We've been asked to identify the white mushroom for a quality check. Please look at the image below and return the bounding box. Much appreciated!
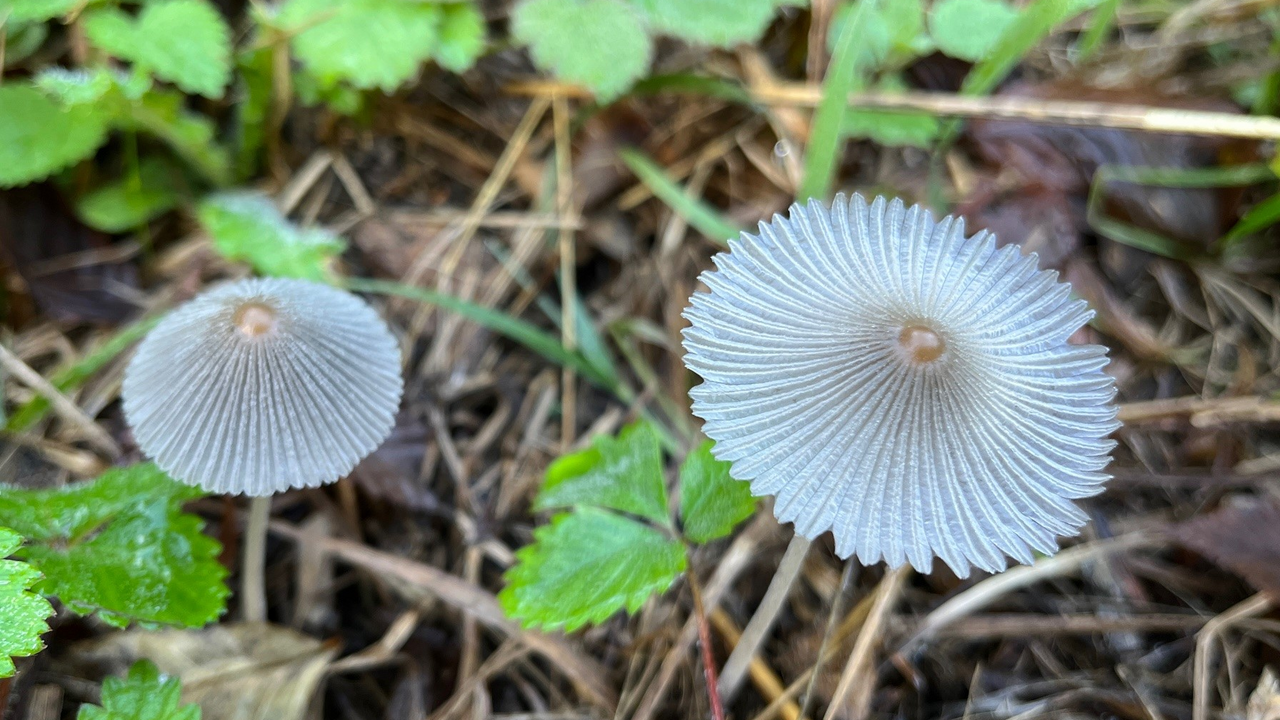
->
[682,194,1120,576]
[123,277,403,496]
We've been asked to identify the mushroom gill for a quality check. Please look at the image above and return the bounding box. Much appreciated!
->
[123,277,403,496]
[681,194,1120,576]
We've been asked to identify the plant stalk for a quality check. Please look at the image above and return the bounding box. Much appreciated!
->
[689,570,726,720]
[242,495,271,623]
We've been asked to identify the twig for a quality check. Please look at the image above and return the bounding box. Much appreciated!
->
[824,566,910,720]
[505,80,1280,140]
[242,495,272,624]
[689,570,726,720]
[1193,593,1273,720]
[1118,395,1280,426]
[0,343,120,458]
[553,94,577,453]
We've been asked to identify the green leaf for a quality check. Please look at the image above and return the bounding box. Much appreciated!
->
[0,464,228,628]
[618,147,740,243]
[631,0,782,48]
[199,191,345,281]
[77,660,200,720]
[33,66,148,109]
[83,0,233,98]
[0,528,53,677]
[281,0,442,92]
[0,0,80,21]
[536,421,669,523]
[679,442,755,544]
[4,21,49,66]
[0,84,110,187]
[76,157,184,233]
[434,2,487,72]
[928,0,1019,62]
[512,0,652,101]
[499,508,686,631]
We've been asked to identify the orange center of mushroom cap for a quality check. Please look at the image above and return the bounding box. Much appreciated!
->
[897,324,946,365]
[232,302,279,338]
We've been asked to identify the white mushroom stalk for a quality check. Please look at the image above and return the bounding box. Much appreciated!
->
[123,277,404,496]
[682,194,1119,577]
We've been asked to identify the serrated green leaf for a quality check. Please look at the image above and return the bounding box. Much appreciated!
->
[513,0,652,101]
[199,191,345,281]
[928,0,1019,62]
[0,464,228,628]
[0,84,110,187]
[679,442,755,544]
[631,0,780,48]
[83,0,233,98]
[0,0,80,22]
[0,528,53,677]
[281,0,441,92]
[77,660,200,720]
[76,157,184,233]
[536,421,669,523]
[34,66,149,109]
[434,3,486,72]
[499,508,686,631]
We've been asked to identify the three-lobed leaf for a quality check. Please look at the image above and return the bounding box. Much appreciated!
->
[535,421,669,523]
[199,191,345,281]
[83,0,233,99]
[77,660,200,720]
[679,442,756,544]
[512,0,652,101]
[0,84,111,188]
[0,464,228,628]
[0,528,54,677]
[499,508,686,632]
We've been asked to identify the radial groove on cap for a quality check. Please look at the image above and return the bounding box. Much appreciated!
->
[123,277,404,496]
[682,194,1120,577]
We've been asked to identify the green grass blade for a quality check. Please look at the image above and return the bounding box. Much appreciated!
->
[5,314,162,433]
[798,0,878,202]
[1087,163,1274,260]
[1075,0,1119,62]
[618,148,741,244]
[346,277,616,391]
[963,0,1105,97]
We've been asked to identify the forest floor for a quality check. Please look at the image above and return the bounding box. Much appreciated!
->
[6,2,1280,719]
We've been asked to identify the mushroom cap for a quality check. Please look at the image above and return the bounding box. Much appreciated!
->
[682,194,1120,577]
[123,277,404,496]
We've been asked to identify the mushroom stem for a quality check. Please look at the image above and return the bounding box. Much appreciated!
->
[242,495,272,623]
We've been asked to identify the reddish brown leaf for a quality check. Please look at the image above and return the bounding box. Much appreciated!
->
[1173,501,1280,598]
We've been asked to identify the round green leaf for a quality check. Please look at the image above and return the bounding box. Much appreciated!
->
[0,85,110,188]
[512,0,652,101]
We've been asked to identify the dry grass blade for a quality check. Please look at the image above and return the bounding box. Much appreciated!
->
[823,566,910,720]
[267,520,617,710]
[0,343,120,458]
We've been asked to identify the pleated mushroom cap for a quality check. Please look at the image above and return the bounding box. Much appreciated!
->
[682,194,1120,577]
[123,277,403,496]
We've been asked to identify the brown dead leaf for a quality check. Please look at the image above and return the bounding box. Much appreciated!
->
[76,622,338,720]
[1173,501,1280,598]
